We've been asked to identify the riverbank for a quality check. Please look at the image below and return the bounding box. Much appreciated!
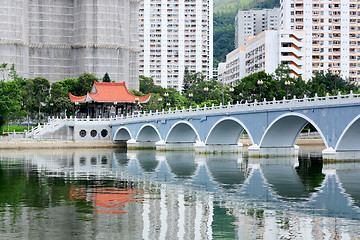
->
[0,138,326,150]
[0,140,123,150]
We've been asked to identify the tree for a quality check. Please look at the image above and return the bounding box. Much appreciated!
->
[26,77,50,120]
[58,78,77,94]
[187,78,225,105]
[139,76,164,95]
[0,63,8,81]
[102,72,111,82]
[0,81,22,129]
[49,82,73,117]
[307,71,358,96]
[235,71,273,102]
[8,63,18,82]
[182,68,192,93]
[73,72,98,96]
[273,63,291,82]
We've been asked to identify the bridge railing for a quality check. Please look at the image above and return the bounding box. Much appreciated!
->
[109,91,360,123]
[34,91,360,133]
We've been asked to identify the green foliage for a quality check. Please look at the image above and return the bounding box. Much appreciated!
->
[233,65,358,103]
[58,78,77,93]
[213,13,236,68]
[182,68,192,93]
[102,72,111,82]
[235,71,273,102]
[49,82,73,116]
[0,63,8,81]
[139,75,164,95]
[140,93,162,112]
[0,65,25,128]
[74,72,98,96]
[129,89,147,97]
[1,125,28,133]
[307,71,357,97]
[24,77,50,119]
[182,69,205,94]
[213,0,280,68]
[0,63,358,130]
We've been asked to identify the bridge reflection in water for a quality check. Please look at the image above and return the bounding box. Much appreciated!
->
[0,149,360,239]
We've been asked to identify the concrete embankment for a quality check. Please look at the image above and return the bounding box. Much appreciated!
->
[0,139,326,150]
[0,140,124,150]
[239,138,325,148]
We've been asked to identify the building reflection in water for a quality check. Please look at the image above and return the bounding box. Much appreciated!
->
[0,149,359,239]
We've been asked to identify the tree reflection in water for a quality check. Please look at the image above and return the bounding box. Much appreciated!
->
[0,149,359,239]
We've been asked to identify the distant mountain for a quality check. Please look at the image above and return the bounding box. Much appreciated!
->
[213,0,280,69]
[214,0,279,13]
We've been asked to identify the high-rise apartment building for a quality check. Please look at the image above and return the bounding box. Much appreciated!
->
[235,8,280,48]
[221,0,360,84]
[218,30,304,85]
[139,0,213,91]
[280,0,357,82]
[0,0,140,89]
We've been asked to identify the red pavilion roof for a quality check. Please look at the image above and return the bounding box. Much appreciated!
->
[69,81,151,103]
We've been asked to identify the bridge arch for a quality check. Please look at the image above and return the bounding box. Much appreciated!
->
[113,127,132,141]
[166,121,200,143]
[136,124,161,142]
[336,114,360,151]
[205,117,254,145]
[260,113,328,148]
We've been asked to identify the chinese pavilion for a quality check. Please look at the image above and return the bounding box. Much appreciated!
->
[69,81,151,118]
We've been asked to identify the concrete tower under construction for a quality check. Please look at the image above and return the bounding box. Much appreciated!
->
[0,0,140,89]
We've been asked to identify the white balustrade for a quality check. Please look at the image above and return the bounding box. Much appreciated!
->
[30,92,360,137]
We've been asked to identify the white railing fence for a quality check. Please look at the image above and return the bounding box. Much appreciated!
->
[23,91,360,138]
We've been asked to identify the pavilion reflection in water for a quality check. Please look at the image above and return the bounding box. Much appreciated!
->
[0,150,360,239]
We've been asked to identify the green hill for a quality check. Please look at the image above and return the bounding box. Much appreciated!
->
[214,0,279,13]
[213,0,280,68]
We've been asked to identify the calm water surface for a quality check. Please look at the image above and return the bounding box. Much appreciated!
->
[0,148,359,239]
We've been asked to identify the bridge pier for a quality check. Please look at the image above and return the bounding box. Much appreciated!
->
[155,140,166,151]
[194,141,206,153]
[126,139,158,150]
[126,139,137,150]
[205,143,243,154]
[248,145,299,158]
[322,148,360,160]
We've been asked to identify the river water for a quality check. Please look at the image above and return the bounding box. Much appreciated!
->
[0,148,359,239]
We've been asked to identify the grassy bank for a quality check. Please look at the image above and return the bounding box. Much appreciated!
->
[1,125,28,134]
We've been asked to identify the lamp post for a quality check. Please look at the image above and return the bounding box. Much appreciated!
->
[134,97,139,114]
[257,80,263,101]
[203,86,209,102]
[334,70,340,94]
[50,102,54,117]
[158,97,162,111]
[285,80,290,99]
[164,92,169,110]
[114,102,118,116]
[166,102,171,110]
[222,81,225,105]
[229,87,234,104]
[74,102,79,118]
[188,93,193,101]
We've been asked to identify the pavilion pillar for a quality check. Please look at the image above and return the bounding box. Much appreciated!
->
[101,103,104,118]
[95,103,99,118]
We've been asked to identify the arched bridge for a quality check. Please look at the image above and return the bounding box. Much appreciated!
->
[111,92,360,158]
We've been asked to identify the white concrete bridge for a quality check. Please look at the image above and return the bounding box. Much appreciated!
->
[28,92,360,159]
